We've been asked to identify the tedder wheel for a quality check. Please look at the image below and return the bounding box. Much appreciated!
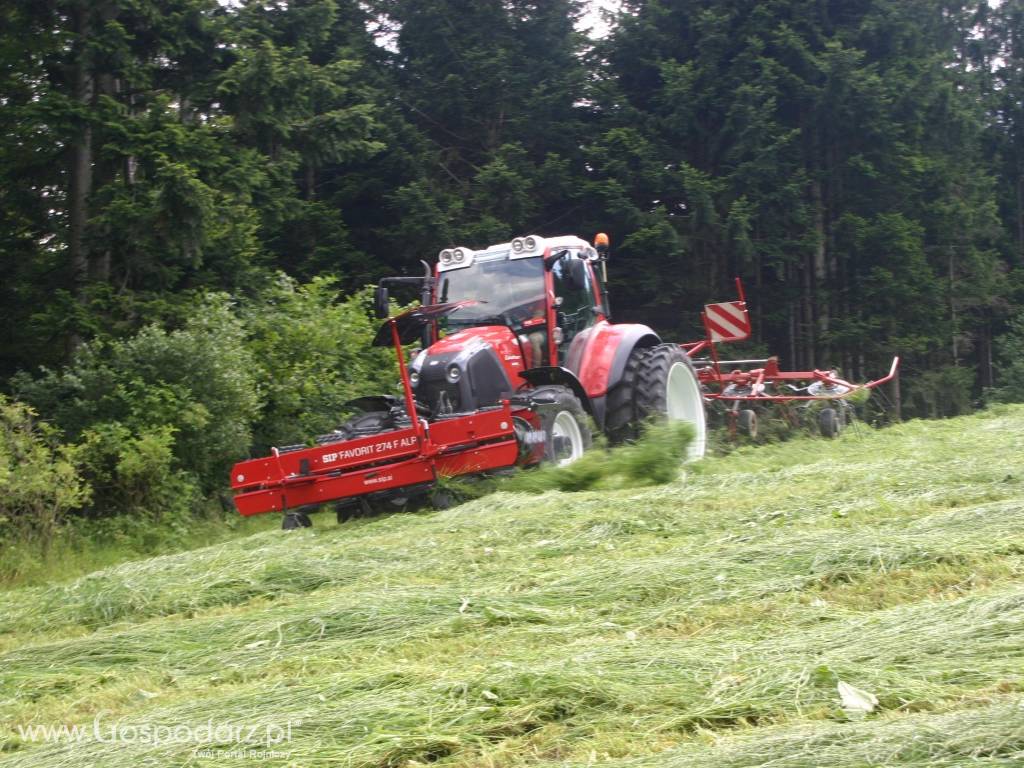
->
[819,407,841,438]
[605,343,707,459]
[532,385,592,466]
[738,408,758,439]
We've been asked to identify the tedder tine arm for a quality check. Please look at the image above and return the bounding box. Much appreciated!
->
[863,356,900,390]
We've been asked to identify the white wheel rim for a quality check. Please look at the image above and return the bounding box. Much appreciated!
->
[666,362,707,460]
[551,411,585,466]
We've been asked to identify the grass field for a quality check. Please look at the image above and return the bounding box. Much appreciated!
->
[2,406,1024,766]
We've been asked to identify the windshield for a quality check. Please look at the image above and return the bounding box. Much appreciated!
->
[440,257,545,328]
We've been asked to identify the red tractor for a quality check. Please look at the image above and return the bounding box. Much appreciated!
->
[230,234,708,528]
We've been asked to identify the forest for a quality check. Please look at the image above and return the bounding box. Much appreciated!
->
[2,0,1024,572]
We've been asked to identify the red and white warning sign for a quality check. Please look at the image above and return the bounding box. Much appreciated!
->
[703,301,751,343]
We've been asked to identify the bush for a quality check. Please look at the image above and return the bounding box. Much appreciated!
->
[4,277,404,559]
[908,365,976,418]
[241,276,398,450]
[14,296,260,515]
[0,396,89,555]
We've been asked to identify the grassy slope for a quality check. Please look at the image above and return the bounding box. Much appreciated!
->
[1,407,1024,766]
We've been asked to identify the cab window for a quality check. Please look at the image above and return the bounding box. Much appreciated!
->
[551,254,598,353]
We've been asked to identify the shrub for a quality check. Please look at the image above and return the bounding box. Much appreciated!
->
[0,396,90,555]
[991,314,1024,404]
[241,276,398,450]
[908,365,976,418]
[14,296,260,512]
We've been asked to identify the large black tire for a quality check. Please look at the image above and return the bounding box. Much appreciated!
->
[531,385,592,466]
[605,343,707,459]
[282,509,313,530]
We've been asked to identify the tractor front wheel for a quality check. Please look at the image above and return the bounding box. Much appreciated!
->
[533,386,592,466]
[738,408,758,439]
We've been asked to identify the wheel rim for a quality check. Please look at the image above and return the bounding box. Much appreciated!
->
[666,362,707,460]
[551,411,585,466]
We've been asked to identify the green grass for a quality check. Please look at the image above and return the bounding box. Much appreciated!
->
[1,406,1024,766]
[0,511,281,589]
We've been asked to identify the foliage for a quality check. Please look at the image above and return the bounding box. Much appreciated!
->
[991,312,1024,402]
[1,0,1022,414]
[907,364,977,418]
[241,277,398,450]
[0,397,90,555]
[13,297,260,512]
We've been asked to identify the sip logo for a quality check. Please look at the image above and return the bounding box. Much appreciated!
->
[321,435,418,465]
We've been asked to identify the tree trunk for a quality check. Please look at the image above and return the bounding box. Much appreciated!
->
[811,176,829,366]
[801,254,814,370]
[978,318,994,389]
[305,164,316,201]
[67,3,94,356]
[1017,167,1023,263]
[890,365,902,422]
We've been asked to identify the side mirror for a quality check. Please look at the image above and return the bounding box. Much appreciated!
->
[544,249,570,271]
[373,284,389,319]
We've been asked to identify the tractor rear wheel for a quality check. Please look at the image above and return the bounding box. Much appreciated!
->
[533,385,592,466]
[605,344,707,459]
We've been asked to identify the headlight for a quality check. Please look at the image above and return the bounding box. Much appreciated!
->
[409,371,419,386]
[446,364,461,383]
[511,238,524,253]
[524,235,537,250]
[440,249,453,264]
[453,248,465,263]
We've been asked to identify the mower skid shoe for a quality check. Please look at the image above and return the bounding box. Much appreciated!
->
[282,508,313,530]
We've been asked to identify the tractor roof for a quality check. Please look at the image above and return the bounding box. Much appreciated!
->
[437,234,597,273]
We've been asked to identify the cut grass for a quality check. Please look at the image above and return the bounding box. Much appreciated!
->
[1,406,1023,766]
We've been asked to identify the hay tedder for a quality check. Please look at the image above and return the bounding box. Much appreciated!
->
[230,234,898,528]
[684,279,899,439]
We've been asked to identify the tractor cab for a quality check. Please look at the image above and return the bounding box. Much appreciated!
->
[373,234,611,419]
[435,235,608,368]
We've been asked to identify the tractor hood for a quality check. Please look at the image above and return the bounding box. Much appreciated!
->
[426,325,526,377]
[413,324,526,416]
